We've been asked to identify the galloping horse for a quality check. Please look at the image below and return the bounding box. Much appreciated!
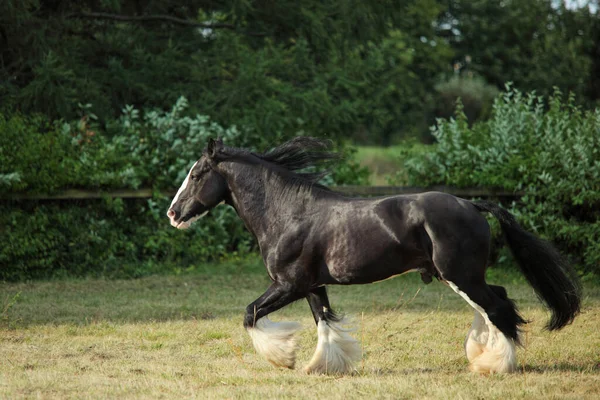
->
[167,137,581,374]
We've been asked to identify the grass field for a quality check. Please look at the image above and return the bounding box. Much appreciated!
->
[1,259,599,399]
[354,143,429,185]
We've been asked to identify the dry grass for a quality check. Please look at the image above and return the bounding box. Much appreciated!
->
[1,259,599,399]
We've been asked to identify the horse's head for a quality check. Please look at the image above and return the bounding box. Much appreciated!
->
[167,138,228,229]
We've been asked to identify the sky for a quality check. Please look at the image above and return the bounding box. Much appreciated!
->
[563,0,598,11]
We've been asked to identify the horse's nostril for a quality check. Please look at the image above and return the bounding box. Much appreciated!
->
[167,209,176,218]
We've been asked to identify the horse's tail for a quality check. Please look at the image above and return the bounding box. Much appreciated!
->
[472,200,581,330]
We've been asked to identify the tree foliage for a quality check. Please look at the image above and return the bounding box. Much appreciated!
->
[0,0,451,143]
[440,0,598,104]
[2,1,599,142]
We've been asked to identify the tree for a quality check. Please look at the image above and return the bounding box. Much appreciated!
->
[439,0,596,102]
[0,0,452,144]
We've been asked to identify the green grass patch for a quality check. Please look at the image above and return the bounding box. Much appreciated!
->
[354,142,430,185]
[1,259,599,399]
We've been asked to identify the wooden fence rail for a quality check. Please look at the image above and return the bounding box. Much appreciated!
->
[0,186,523,201]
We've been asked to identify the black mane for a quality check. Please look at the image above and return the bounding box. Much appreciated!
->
[256,137,340,186]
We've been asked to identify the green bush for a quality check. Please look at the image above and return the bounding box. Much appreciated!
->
[0,114,78,193]
[1,98,365,195]
[398,86,600,276]
[102,96,246,189]
[0,99,368,281]
[0,98,246,194]
[0,198,253,281]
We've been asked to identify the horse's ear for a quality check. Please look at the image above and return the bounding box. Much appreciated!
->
[207,137,223,158]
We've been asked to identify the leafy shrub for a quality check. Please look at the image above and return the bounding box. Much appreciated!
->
[0,114,78,193]
[1,98,363,195]
[1,99,368,281]
[102,96,246,188]
[0,98,245,194]
[0,198,253,281]
[399,86,600,276]
[322,146,370,186]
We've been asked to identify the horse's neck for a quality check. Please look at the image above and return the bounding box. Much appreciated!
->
[220,162,317,241]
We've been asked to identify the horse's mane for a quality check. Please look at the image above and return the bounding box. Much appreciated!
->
[255,137,340,190]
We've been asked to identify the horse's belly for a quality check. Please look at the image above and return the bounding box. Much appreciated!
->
[319,203,429,285]
[324,241,421,285]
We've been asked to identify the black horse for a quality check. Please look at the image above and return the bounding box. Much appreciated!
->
[167,137,581,375]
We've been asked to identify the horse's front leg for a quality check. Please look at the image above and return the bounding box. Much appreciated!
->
[304,287,361,375]
[244,282,305,369]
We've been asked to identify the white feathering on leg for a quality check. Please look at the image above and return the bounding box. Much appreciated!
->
[447,281,517,374]
[304,317,361,375]
[465,309,489,362]
[469,324,517,374]
[247,317,302,369]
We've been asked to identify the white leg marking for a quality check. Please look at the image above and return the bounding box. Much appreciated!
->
[447,281,517,373]
[246,317,302,369]
[304,317,361,375]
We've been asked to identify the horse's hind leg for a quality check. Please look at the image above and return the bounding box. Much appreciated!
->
[303,287,361,375]
[446,279,525,373]
[424,206,523,373]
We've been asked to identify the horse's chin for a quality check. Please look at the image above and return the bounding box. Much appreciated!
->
[176,221,192,230]
[174,211,209,230]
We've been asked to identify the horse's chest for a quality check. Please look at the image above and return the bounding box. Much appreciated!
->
[260,227,310,281]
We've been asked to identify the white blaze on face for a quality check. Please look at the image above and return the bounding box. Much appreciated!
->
[168,161,199,216]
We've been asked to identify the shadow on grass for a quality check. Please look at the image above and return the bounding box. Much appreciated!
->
[521,362,600,374]
[352,367,441,377]
[365,363,600,377]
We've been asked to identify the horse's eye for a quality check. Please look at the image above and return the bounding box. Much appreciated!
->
[191,174,199,182]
